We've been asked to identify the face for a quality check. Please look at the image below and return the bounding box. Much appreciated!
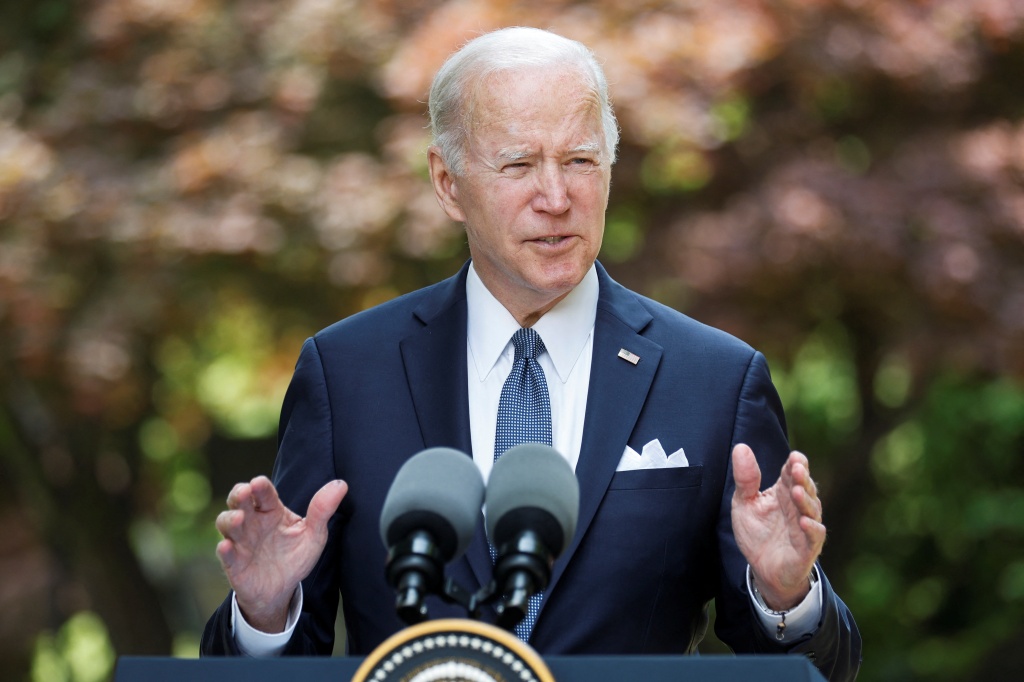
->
[429,67,612,325]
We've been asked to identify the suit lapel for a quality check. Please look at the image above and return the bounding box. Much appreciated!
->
[398,265,493,593]
[543,264,663,605]
[400,269,472,455]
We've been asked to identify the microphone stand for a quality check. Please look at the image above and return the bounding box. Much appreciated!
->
[488,530,552,631]
[385,530,445,624]
[396,530,552,632]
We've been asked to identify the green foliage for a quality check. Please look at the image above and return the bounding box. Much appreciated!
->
[772,327,862,450]
[601,206,645,263]
[155,292,292,440]
[850,377,1024,680]
[641,143,713,194]
[31,612,114,682]
[710,96,750,143]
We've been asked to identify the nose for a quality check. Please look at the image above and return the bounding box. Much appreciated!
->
[531,164,570,215]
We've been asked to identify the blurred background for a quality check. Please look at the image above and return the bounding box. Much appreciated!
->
[1,1,1023,680]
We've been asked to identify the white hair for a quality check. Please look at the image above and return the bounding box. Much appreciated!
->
[428,27,620,175]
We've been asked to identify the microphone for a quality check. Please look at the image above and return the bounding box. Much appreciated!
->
[485,443,579,631]
[379,447,484,624]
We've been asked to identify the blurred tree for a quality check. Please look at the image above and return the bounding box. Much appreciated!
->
[0,1,1022,681]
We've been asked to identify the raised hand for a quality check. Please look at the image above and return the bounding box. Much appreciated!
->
[730,443,826,611]
[215,475,347,632]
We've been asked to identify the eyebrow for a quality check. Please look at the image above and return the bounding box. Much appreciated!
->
[497,148,531,162]
[496,142,603,161]
[569,142,602,155]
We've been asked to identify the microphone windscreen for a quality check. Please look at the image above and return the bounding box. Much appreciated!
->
[485,444,579,556]
[379,447,484,561]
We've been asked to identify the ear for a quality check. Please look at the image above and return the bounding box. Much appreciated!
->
[427,146,466,223]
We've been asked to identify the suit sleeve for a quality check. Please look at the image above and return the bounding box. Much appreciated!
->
[199,594,243,655]
[201,337,345,656]
[713,351,863,681]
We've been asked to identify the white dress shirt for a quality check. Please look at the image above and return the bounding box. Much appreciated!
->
[465,262,596,480]
[232,262,821,654]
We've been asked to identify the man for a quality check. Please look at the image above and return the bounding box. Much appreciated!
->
[201,27,861,680]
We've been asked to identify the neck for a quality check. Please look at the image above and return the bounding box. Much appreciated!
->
[506,291,570,328]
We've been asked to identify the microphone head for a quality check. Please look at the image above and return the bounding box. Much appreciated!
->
[485,443,580,557]
[379,447,484,561]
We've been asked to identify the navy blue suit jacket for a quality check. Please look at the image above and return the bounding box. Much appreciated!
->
[202,262,861,680]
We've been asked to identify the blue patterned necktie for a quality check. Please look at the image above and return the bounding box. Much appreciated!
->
[493,327,551,641]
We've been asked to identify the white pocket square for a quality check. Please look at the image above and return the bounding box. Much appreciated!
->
[616,439,689,472]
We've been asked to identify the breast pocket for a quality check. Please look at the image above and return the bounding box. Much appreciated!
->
[577,465,711,616]
[607,465,704,491]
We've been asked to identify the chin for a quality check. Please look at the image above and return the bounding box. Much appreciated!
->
[532,271,585,299]
[544,260,590,288]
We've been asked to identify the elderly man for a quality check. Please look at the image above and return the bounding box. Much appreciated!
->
[201,26,861,680]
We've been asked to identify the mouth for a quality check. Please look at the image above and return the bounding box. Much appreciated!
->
[534,236,571,244]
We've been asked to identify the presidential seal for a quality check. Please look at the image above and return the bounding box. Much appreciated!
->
[351,619,555,682]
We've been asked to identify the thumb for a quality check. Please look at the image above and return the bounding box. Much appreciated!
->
[306,479,348,534]
[731,443,762,501]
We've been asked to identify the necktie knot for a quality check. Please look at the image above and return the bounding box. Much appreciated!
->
[512,327,545,362]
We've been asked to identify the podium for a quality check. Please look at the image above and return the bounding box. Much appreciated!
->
[116,654,827,681]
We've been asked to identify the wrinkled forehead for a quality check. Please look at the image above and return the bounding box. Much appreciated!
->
[463,66,604,142]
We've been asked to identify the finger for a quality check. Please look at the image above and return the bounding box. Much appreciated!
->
[226,482,253,511]
[731,444,762,500]
[788,455,822,520]
[248,475,280,513]
[781,453,814,498]
[215,509,244,539]
[788,452,817,496]
[778,451,804,487]
[307,480,348,535]
[216,538,237,569]
[792,484,823,523]
[799,516,827,553]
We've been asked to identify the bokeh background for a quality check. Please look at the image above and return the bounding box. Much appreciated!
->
[2,1,1023,680]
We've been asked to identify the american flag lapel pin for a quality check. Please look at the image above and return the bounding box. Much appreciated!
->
[617,348,640,365]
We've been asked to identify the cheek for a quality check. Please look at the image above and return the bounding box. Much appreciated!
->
[570,175,609,206]
[465,220,507,258]
[578,189,608,232]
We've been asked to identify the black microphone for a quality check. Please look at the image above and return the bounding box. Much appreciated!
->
[485,443,579,631]
[379,447,484,624]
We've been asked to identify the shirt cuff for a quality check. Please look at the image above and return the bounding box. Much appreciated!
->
[230,586,303,656]
[746,565,823,642]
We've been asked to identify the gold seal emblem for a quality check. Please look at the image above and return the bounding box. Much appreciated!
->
[352,619,555,682]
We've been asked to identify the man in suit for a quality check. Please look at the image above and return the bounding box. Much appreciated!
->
[202,27,861,680]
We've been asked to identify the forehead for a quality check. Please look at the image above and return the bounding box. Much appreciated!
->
[466,67,604,151]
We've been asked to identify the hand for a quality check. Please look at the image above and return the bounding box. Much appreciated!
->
[731,444,825,611]
[215,475,348,632]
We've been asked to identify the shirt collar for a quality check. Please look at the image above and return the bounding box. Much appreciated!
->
[467,262,598,384]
